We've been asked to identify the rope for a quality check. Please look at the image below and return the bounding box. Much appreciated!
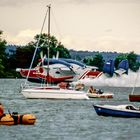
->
[24,7,49,86]
[51,7,63,43]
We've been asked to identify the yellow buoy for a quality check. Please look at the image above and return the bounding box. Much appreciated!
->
[0,113,36,125]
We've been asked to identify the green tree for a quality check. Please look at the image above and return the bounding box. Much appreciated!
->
[83,53,104,71]
[83,57,90,65]
[114,54,127,68]
[28,33,71,59]
[16,45,35,68]
[0,31,7,77]
[114,51,140,72]
[127,51,140,72]
[90,53,104,71]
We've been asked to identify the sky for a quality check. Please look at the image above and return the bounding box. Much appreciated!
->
[1,0,140,54]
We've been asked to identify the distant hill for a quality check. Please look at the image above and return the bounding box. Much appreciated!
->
[69,49,140,62]
[5,45,140,62]
[5,45,17,56]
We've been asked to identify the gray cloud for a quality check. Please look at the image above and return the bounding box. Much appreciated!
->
[1,0,140,53]
[56,0,140,4]
[1,0,140,7]
[0,0,40,7]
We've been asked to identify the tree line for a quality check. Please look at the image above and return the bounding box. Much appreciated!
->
[0,30,140,78]
[0,31,71,78]
[83,52,140,72]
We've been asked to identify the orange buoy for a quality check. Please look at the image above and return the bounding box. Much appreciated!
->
[0,103,36,125]
[0,113,36,125]
[19,114,36,125]
[0,114,15,125]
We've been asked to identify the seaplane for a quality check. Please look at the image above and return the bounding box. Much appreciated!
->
[16,57,102,84]
[16,56,129,84]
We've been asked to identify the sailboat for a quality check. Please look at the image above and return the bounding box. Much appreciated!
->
[129,94,140,102]
[129,69,140,102]
[21,5,89,100]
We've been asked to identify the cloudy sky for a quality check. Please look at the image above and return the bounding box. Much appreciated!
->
[1,0,140,54]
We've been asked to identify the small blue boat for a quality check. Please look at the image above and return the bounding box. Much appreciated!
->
[93,104,140,118]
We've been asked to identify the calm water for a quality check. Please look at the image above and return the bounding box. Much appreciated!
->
[0,79,140,140]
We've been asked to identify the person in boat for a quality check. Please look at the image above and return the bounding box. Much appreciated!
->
[75,83,85,91]
[0,103,4,118]
[88,86,96,94]
[126,105,137,110]
[58,82,68,89]
[58,82,72,89]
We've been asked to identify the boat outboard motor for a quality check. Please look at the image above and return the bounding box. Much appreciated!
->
[96,89,104,94]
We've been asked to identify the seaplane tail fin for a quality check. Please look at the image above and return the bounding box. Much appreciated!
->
[103,59,115,76]
[115,59,129,75]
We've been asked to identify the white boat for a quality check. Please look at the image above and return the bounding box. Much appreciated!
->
[87,92,114,98]
[86,86,114,98]
[93,104,140,118]
[21,86,89,99]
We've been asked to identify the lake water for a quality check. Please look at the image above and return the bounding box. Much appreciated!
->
[0,79,140,140]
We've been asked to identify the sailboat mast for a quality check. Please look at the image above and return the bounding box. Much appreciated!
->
[48,5,51,36]
[47,5,51,82]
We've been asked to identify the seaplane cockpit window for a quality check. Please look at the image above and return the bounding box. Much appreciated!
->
[56,71,60,74]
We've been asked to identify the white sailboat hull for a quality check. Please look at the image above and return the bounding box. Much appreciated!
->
[21,88,89,100]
